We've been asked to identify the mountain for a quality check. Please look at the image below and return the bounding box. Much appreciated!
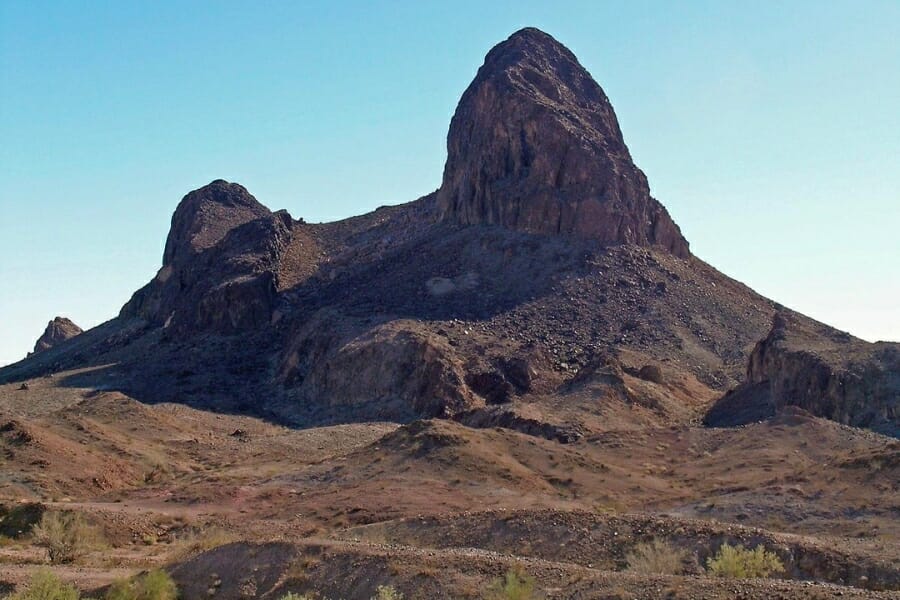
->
[1,28,898,598]
[1,29,895,437]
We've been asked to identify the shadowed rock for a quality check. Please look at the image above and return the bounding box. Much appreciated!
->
[121,180,294,334]
[706,313,900,436]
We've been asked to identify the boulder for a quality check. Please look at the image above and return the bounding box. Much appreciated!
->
[280,317,476,419]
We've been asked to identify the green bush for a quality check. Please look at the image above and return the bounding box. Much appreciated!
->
[625,539,687,575]
[485,568,537,600]
[31,512,102,564]
[371,586,403,600]
[8,570,79,600]
[706,543,785,579]
[105,570,177,600]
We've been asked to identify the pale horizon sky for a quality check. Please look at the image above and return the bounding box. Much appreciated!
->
[1,1,898,366]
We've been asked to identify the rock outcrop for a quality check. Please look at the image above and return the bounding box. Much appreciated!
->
[437,28,689,258]
[279,317,476,419]
[706,313,899,437]
[121,180,294,334]
[31,317,82,354]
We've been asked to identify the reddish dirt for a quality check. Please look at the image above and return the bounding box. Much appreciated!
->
[1,375,897,598]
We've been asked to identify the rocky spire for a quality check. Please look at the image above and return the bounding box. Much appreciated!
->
[32,317,82,354]
[437,28,690,258]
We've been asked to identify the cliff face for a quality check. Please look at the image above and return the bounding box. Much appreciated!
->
[707,313,900,437]
[436,28,689,258]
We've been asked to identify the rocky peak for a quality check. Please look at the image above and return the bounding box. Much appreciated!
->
[121,180,293,334]
[32,317,82,354]
[437,28,689,258]
[163,180,271,268]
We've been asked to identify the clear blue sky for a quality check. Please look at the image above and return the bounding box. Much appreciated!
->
[1,1,898,365]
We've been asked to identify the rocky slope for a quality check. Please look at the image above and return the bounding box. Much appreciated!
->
[30,316,82,354]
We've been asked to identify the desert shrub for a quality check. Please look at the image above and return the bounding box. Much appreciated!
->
[105,570,176,600]
[371,586,403,600]
[171,526,235,559]
[31,511,102,564]
[134,570,176,600]
[625,539,687,575]
[277,593,318,600]
[104,579,132,600]
[8,570,79,600]
[706,543,785,579]
[485,568,537,600]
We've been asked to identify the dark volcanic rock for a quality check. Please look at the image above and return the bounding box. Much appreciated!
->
[437,28,689,258]
[121,180,294,334]
[279,317,476,419]
[162,179,271,268]
[32,317,82,354]
[706,313,900,437]
[7,29,891,439]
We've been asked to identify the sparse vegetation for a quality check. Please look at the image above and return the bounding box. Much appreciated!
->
[485,568,538,600]
[105,570,177,600]
[371,586,403,600]
[31,511,102,564]
[706,543,785,579]
[171,526,236,559]
[625,539,687,575]
[277,593,317,600]
[5,570,80,600]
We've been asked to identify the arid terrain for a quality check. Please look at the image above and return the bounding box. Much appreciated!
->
[1,28,897,599]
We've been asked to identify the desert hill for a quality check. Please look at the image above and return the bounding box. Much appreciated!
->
[1,27,897,599]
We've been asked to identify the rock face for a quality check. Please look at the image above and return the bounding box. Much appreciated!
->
[280,318,475,420]
[32,317,82,353]
[706,313,900,437]
[121,180,294,334]
[437,28,689,258]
